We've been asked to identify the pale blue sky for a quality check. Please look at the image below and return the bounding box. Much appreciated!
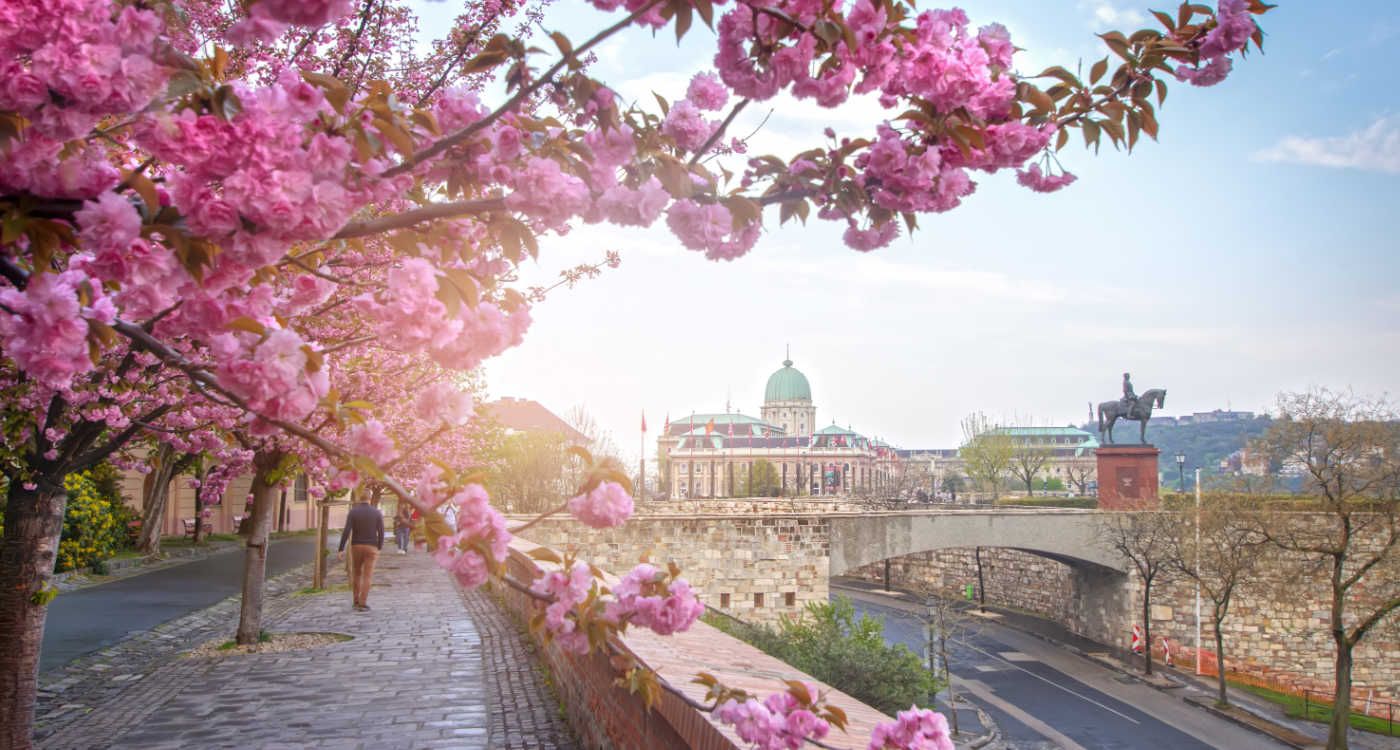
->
[411,1,1399,455]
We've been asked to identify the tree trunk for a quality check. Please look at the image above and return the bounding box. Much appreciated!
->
[137,444,178,554]
[312,501,330,590]
[235,451,281,645]
[1214,621,1229,706]
[0,480,67,750]
[1141,577,1153,675]
[1327,632,1353,750]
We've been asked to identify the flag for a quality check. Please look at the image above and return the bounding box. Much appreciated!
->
[705,418,715,435]
[641,411,647,433]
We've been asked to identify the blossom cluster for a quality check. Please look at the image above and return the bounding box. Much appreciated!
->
[604,563,704,636]
[567,480,635,529]
[433,484,512,589]
[867,706,955,750]
[1176,0,1257,87]
[714,684,832,750]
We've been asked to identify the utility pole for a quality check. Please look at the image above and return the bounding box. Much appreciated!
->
[1194,467,1202,675]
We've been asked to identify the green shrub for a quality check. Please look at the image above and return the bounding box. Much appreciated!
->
[56,471,125,572]
[705,597,939,715]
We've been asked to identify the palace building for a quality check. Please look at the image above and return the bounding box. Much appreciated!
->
[659,356,900,498]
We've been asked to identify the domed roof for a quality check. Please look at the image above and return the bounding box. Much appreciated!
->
[764,358,812,403]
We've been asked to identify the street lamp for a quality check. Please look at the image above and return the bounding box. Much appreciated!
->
[1175,452,1186,493]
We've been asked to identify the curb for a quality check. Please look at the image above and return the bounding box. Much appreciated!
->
[1183,695,1323,749]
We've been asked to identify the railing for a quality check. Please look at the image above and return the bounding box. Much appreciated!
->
[1300,690,1397,737]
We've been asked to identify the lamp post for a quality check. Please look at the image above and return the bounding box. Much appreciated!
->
[1175,452,1186,493]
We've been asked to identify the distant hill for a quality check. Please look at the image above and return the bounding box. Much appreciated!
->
[1078,416,1274,487]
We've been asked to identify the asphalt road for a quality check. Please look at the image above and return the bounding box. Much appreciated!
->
[40,535,321,672]
[837,585,1285,750]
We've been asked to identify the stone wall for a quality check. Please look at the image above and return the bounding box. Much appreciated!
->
[855,542,1400,710]
[514,513,831,625]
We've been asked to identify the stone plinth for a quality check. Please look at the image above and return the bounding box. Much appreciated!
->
[1096,445,1160,509]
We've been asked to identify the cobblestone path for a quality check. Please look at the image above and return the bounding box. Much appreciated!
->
[458,584,579,750]
[36,548,576,749]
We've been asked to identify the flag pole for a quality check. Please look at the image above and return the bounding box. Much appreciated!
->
[640,410,646,504]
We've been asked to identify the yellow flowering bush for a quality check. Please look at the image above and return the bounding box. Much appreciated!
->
[56,471,123,573]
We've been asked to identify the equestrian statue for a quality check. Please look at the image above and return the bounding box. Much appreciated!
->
[1097,372,1166,444]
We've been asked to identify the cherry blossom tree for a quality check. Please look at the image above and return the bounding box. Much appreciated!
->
[0,0,1272,746]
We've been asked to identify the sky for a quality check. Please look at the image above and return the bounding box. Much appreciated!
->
[409,1,1400,459]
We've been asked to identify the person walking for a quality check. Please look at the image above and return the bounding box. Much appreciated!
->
[393,503,412,555]
[337,494,384,611]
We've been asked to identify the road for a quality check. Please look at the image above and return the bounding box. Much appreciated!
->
[834,584,1286,750]
[41,535,321,672]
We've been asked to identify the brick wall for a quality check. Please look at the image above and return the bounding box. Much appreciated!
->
[493,539,894,750]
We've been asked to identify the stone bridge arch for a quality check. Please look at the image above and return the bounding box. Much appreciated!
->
[827,509,1126,576]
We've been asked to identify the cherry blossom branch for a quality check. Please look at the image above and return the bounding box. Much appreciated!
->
[333,197,506,239]
[497,572,553,603]
[384,0,663,178]
[507,501,568,535]
[688,98,750,166]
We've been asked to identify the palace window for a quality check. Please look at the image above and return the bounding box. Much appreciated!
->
[785,592,796,607]
[754,592,764,609]
[721,593,731,608]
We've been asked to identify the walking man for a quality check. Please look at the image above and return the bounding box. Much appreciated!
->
[338,494,384,611]
[393,503,412,555]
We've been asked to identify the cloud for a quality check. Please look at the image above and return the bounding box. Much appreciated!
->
[1253,116,1400,175]
[1077,1,1146,29]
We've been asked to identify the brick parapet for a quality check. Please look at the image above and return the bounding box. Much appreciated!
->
[495,538,891,749]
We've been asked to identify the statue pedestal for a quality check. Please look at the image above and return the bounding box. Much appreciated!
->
[1096,445,1160,509]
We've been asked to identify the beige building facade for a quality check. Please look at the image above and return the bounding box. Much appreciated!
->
[659,357,900,498]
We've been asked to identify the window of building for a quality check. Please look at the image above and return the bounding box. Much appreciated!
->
[720,593,731,608]
[754,592,764,609]
[784,592,796,607]
[294,474,308,504]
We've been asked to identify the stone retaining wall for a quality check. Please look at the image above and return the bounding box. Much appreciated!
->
[514,515,831,625]
[855,543,1400,709]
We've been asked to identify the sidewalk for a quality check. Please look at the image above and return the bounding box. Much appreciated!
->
[37,550,576,749]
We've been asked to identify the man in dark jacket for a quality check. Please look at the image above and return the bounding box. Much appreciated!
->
[338,495,384,611]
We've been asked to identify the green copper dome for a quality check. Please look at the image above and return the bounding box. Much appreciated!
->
[764,359,812,403]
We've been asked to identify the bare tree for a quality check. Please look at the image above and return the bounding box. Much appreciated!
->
[1100,509,1176,675]
[566,405,619,459]
[1256,389,1400,750]
[960,413,1013,500]
[1008,430,1052,497]
[1168,497,1267,706]
[1064,461,1096,496]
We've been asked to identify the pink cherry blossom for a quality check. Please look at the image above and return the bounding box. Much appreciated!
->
[686,72,730,111]
[530,561,595,654]
[347,419,399,464]
[606,563,703,636]
[567,480,634,529]
[1015,164,1078,193]
[415,381,475,427]
[867,706,954,750]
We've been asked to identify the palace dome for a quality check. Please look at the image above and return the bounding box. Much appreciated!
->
[764,359,812,403]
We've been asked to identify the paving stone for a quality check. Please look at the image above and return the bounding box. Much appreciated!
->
[34,549,576,749]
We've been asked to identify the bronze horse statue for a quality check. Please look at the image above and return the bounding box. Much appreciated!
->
[1098,388,1166,444]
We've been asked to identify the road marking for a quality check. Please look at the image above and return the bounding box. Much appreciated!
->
[958,678,1091,750]
[954,636,1142,725]
[998,651,1036,662]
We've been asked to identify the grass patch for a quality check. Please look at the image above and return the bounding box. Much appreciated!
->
[993,496,1097,509]
[1235,682,1398,736]
[294,583,350,596]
